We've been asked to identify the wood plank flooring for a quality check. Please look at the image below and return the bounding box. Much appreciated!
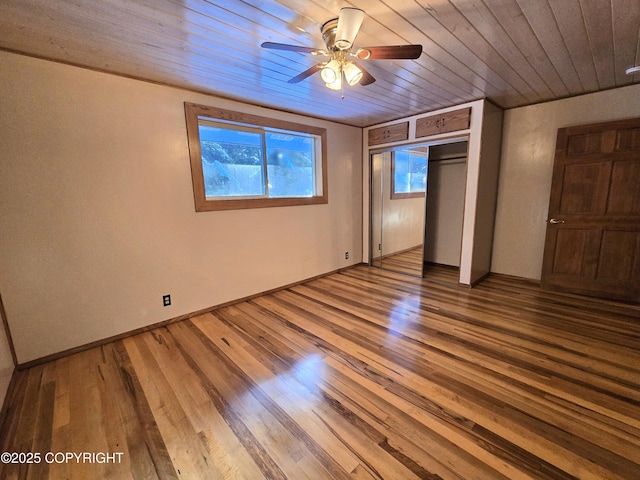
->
[1,265,639,479]
[376,247,425,277]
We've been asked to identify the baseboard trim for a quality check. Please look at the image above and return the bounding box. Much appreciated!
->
[486,271,542,286]
[16,263,366,371]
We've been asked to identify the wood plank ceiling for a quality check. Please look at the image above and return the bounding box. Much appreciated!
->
[1,0,639,127]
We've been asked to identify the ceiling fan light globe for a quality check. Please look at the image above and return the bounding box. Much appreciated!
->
[321,59,340,83]
[325,76,342,90]
[335,8,365,51]
[321,67,336,83]
[343,62,363,86]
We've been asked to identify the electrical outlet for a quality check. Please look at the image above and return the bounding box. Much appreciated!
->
[345,251,349,260]
[162,294,171,307]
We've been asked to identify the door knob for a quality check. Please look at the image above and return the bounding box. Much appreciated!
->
[549,218,565,224]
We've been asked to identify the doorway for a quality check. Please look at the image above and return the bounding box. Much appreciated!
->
[423,142,467,282]
[370,138,468,281]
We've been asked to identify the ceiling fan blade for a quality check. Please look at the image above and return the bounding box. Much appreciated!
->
[287,64,323,84]
[335,8,365,49]
[261,42,324,55]
[357,44,423,60]
[354,62,376,86]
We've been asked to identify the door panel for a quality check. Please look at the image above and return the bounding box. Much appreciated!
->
[541,118,640,302]
[608,160,640,213]
[598,230,639,279]
[558,162,608,213]
[552,228,591,275]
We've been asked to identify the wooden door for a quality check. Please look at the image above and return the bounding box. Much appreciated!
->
[541,118,640,302]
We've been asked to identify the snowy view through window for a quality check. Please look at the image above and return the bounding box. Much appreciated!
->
[394,150,427,194]
[199,124,316,198]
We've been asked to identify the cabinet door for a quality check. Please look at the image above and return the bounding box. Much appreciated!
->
[368,122,409,146]
[416,108,471,138]
[439,108,472,134]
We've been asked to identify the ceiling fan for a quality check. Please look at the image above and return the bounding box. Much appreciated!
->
[261,8,422,91]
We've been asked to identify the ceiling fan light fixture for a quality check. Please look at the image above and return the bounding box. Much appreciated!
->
[343,62,363,86]
[325,75,342,90]
[261,7,420,91]
[321,59,341,83]
[335,8,365,51]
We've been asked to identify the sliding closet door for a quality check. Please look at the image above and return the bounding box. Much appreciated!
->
[370,153,383,267]
[370,150,426,276]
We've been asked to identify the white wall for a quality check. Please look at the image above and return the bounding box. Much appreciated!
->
[424,159,466,266]
[491,83,640,280]
[383,195,424,255]
[0,51,363,364]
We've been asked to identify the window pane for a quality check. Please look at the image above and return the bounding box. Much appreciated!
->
[198,124,265,197]
[394,151,411,193]
[265,131,316,198]
[410,155,427,192]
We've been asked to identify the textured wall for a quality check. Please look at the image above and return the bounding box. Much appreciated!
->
[492,83,640,280]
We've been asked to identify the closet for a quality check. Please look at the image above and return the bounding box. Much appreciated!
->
[370,140,468,279]
[363,99,503,287]
[423,141,467,269]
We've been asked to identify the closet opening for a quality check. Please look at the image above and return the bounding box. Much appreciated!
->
[369,138,468,284]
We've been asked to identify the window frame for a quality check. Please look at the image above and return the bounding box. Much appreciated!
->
[390,149,427,199]
[184,102,328,211]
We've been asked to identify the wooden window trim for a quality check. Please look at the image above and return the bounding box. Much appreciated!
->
[391,191,425,200]
[184,102,328,211]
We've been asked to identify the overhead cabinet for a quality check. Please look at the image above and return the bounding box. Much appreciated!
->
[368,122,409,146]
[415,107,471,137]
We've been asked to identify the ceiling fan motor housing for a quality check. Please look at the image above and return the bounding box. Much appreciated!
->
[321,18,339,51]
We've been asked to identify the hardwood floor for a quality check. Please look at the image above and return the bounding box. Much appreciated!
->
[376,247,425,277]
[1,265,639,479]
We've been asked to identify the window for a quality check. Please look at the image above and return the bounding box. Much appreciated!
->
[391,149,427,199]
[185,102,327,211]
